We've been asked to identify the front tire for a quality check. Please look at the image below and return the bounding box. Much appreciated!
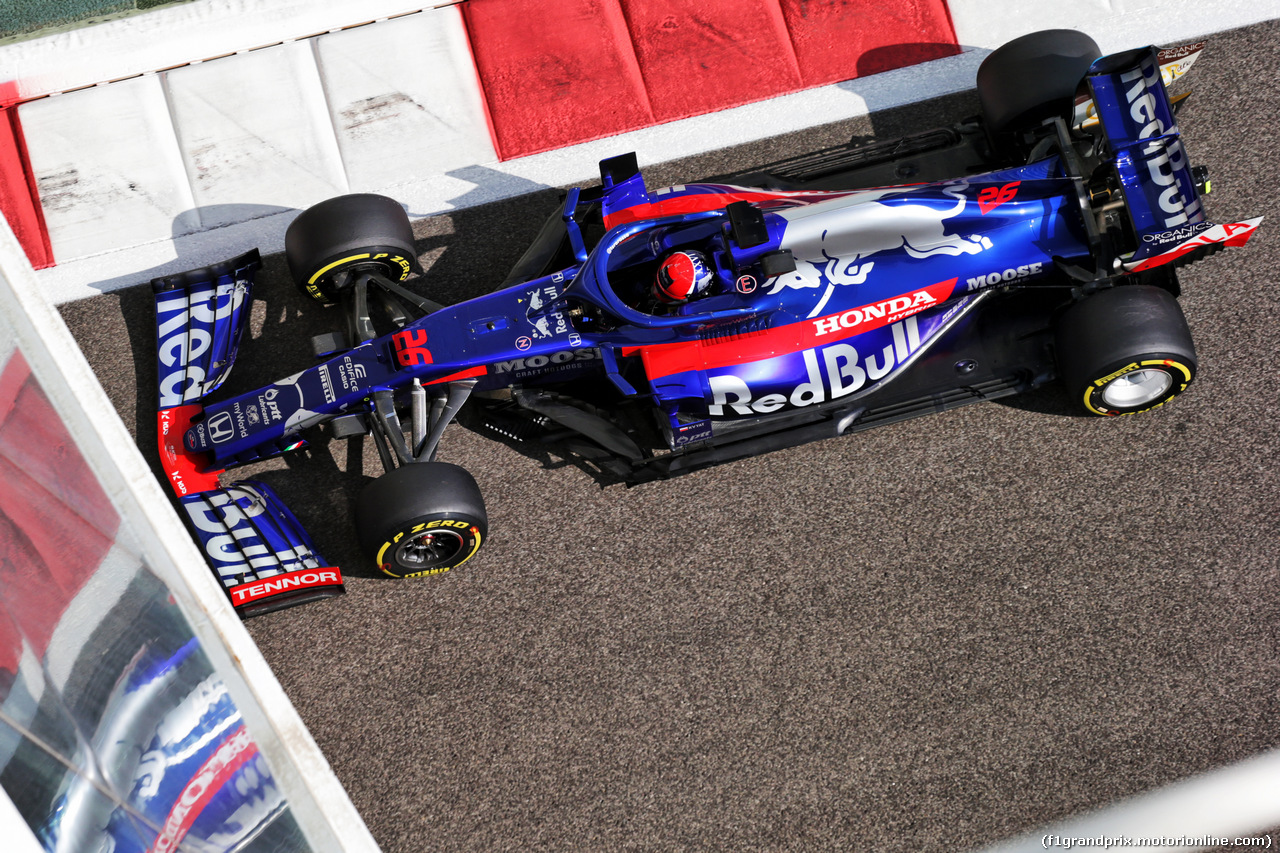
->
[1054,285,1197,417]
[285,194,421,304]
[354,463,487,578]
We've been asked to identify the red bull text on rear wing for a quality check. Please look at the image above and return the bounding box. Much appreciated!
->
[1084,44,1262,269]
[1087,46,1203,237]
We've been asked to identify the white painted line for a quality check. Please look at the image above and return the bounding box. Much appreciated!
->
[948,0,1280,50]
[0,780,47,853]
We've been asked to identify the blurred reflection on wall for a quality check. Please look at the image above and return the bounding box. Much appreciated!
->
[0,347,314,852]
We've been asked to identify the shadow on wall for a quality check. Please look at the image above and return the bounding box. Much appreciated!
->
[429,165,551,216]
[86,203,297,296]
[855,41,966,77]
[838,43,991,113]
[86,164,557,297]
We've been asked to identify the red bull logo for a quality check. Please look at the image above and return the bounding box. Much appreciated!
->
[709,316,923,416]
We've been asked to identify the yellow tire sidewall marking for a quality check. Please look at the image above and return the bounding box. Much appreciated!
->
[377,522,483,578]
[308,253,371,286]
[1083,358,1193,416]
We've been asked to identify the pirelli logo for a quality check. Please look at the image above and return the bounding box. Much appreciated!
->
[1095,363,1140,387]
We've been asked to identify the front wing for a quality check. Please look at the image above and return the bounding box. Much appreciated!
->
[153,252,345,617]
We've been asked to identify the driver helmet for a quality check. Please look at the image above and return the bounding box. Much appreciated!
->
[653,250,714,303]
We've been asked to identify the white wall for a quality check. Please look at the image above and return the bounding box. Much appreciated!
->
[6,0,1279,303]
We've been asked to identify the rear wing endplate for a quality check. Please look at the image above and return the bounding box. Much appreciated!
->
[1086,46,1204,238]
[1074,42,1205,132]
[1081,44,1263,269]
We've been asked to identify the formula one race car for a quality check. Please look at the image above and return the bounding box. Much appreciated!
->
[153,31,1260,616]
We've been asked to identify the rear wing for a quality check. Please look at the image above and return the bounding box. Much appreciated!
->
[1088,46,1203,235]
[1081,43,1262,270]
[153,253,345,618]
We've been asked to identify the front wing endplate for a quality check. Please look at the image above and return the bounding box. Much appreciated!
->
[179,480,344,618]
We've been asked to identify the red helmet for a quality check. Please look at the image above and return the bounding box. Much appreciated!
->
[653,250,714,303]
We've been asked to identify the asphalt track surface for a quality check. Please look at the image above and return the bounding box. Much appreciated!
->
[62,21,1280,852]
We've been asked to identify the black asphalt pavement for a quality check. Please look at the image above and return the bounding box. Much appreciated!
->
[61,21,1280,852]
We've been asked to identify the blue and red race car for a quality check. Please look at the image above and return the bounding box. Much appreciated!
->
[151,31,1261,616]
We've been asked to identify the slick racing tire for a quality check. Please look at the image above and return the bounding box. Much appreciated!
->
[285,194,421,304]
[977,29,1101,159]
[355,462,487,579]
[1054,285,1197,417]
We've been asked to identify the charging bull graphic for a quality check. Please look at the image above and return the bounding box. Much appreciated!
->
[768,181,994,317]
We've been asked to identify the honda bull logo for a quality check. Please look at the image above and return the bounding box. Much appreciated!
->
[709,316,922,416]
[767,182,994,318]
[156,279,249,408]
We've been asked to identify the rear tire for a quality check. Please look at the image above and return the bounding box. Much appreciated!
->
[285,194,421,304]
[977,30,1101,159]
[1054,285,1197,417]
[354,463,487,578]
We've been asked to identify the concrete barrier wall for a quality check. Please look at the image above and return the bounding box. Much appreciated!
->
[2,0,1276,303]
[5,3,489,283]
